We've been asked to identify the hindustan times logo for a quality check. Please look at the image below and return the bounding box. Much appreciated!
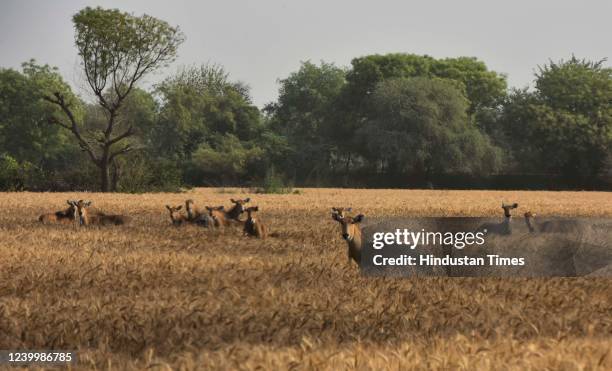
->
[372,229,486,250]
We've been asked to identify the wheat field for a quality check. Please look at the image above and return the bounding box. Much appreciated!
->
[0,188,611,370]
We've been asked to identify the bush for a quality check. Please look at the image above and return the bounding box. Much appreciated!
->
[254,167,294,194]
[0,154,44,191]
[117,153,184,193]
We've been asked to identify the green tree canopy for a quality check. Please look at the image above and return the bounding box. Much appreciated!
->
[0,60,79,165]
[359,77,502,178]
[154,64,263,160]
[345,53,507,117]
[265,61,347,182]
[502,56,612,178]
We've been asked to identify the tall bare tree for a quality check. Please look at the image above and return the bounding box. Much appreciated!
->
[45,7,184,191]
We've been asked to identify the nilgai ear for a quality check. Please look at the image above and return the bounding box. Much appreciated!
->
[166,205,172,211]
[67,200,74,206]
[512,203,518,208]
[354,214,365,223]
[252,206,259,212]
[244,198,250,202]
[332,212,341,221]
[84,201,92,207]
[177,205,182,210]
[205,206,212,211]
[230,199,236,203]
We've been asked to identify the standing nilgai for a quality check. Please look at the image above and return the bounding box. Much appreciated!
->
[331,209,365,265]
[477,202,519,235]
[524,211,585,234]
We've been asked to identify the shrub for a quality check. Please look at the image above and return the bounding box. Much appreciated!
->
[254,167,294,194]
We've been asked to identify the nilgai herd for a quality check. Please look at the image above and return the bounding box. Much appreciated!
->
[38,200,610,275]
[38,198,269,239]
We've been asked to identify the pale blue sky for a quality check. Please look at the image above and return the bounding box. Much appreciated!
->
[1,0,610,107]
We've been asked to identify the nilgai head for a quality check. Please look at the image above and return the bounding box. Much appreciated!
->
[230,198,250,214]
[245,205,259,218]
[73,200,92,225]
[332,212,365,241]
[331,207,352,219]
[524,211,536,232]
[166,205,184,225]
[502,202,519,218]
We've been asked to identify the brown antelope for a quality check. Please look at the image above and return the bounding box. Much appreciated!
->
[331,207,352,218]
[524,211,585,234]
[185,199,215,227]
[205,206,229,228]
[243,206,268,239]
[38,200,78,224]
[74,200,129,226]
[166,205,188,226]
[332,212,365,265]
[226,198,250,221]
[477,202,518,235]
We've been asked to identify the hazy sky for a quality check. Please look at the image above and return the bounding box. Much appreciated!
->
[1,0,611,107]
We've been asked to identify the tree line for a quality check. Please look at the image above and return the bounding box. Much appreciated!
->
[0,7,611,192]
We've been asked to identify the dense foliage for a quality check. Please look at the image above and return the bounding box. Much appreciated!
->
[0,7,610,191]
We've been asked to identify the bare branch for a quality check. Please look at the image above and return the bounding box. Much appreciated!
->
[108,125,134,145]
[109,144,134,161]
[43,92,100,165]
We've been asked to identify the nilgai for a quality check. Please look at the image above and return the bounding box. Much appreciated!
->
[205,206,229,228]
[74,200,129,226]
[332,212,365,265]
[226,198,250,222]
[477,202,518,235]
[206,198,251,226]
[166,205,188,226]
[39,200,78,224]
[524,211,585,234]
[185,199,215,227]
[243,206,268,239]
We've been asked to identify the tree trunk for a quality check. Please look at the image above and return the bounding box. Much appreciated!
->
[99,148,110,192]
[100,162,110,192]
[343,152,352,187]
[111,160,120,192]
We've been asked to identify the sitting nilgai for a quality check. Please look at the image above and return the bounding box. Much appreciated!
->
[185,199,215,227]
[243,206,268,239]
[166,205,188,226]
[74,200,129,226]
[39,200,78,224]
[332,210,365,265]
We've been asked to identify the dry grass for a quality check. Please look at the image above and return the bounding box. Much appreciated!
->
[0,188,611,370]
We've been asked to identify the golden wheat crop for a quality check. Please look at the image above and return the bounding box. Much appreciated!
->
[0,189,611,370]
